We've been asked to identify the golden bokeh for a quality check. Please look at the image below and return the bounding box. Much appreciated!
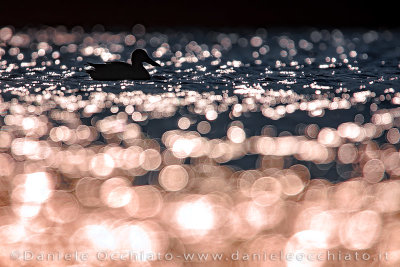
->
[0,26,399,266]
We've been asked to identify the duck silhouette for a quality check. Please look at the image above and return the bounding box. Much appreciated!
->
[86,49,160,81]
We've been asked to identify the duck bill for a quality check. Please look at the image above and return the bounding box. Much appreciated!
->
[145,58,160,67]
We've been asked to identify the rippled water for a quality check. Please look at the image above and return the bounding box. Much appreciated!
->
[1,27,399,94]
[1,27,400,170]
[1,27,400,265]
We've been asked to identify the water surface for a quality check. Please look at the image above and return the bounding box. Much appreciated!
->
[0,26,400,265]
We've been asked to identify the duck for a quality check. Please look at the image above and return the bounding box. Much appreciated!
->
[86,49,160,81]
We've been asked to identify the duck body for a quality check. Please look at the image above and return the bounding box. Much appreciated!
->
[86,62,150,80]
[86,49,160,81]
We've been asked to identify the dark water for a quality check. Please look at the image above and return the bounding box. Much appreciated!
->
[1,27,399,94]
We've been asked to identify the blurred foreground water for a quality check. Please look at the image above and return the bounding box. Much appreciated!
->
[1,26,400,266]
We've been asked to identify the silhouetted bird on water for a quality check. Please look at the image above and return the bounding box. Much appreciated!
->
[86,49,160,81]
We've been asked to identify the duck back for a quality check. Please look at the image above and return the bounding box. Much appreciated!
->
[86,62,150,81]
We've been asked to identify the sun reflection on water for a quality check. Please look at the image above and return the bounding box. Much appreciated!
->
[0,25,400,266]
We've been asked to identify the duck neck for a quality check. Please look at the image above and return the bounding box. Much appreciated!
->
[132,61,144,70]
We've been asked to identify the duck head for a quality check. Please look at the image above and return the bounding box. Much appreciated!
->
[131,49,160,67]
